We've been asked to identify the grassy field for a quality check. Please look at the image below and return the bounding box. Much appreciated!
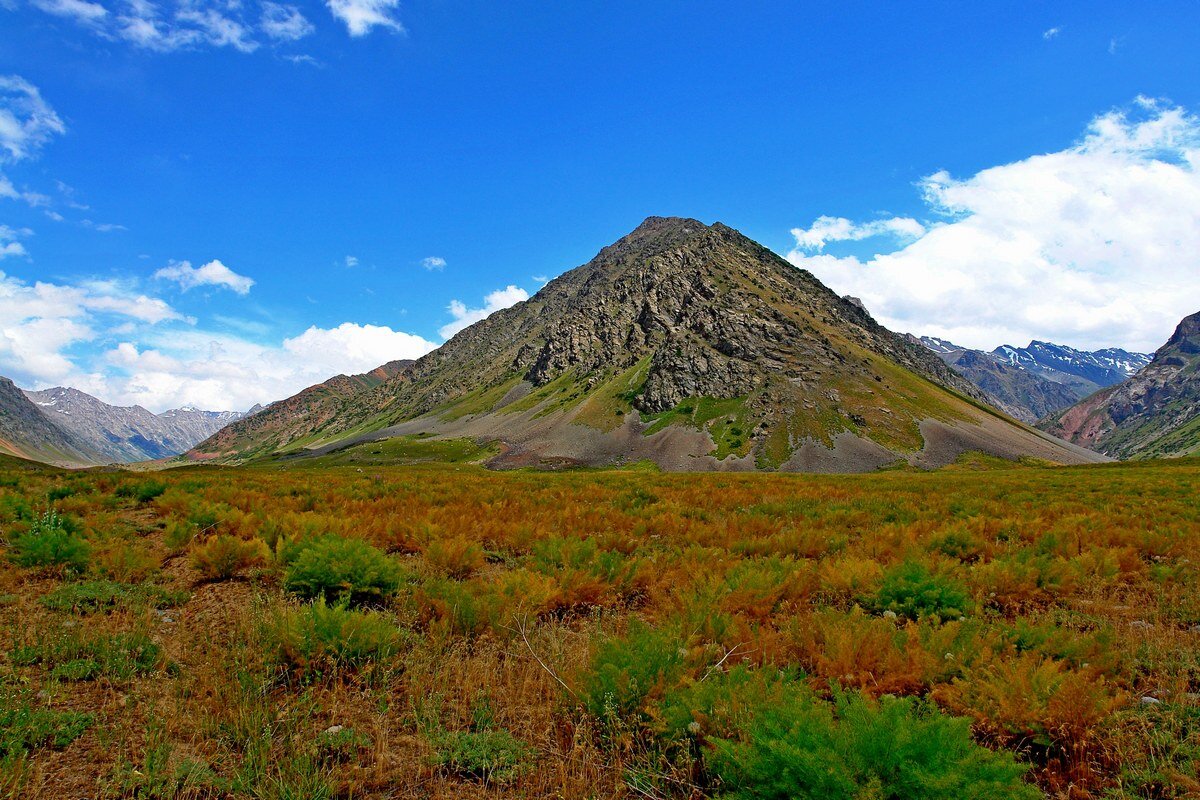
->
[0,452,1197,798]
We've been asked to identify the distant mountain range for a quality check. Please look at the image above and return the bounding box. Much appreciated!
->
[193,217,1100,472]
[0,381,254,465]
[1041,311,1200,459]
[908,336,1150,423]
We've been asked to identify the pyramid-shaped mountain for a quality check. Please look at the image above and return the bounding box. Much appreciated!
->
[196,217,1101,471]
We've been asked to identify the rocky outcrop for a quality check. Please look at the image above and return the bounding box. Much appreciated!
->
[1040,311,1200,459]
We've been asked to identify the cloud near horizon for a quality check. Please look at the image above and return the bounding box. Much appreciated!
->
[787,97,1200,353]
[0,266,440,412]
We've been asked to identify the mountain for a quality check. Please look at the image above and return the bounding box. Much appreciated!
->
[188,360,413,460]
[0,378,103,466]
[198,217,1100,472]
[910,335,1149,424]
[23,386,251,463]
[1040,311,1200,459]
[992,341,1149,398]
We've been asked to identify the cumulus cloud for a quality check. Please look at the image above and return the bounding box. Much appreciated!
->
[0,75,66,163]
[100,322,436,411]
[1042,26,1061,40]
[153,259,255,294]
[326,0,403,36]
[439,285,529,340]
[421,256,445,271]
[343,255,358,267]
[0,270,183,387]
[0,267,438,412]
[260,1,313,40]
[786,97,1200,353]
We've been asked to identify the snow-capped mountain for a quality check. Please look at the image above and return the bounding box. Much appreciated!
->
[909,336,1151,424]
[991,341,1150,396]
[22,386,252,463]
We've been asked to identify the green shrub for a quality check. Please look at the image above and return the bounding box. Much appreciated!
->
[709,687,1038,800]
[577,621,686,726]
[265,598,403,678]
[871,560,971,622]
[6,509,91,574]
[430,729,532,782]
[283,536,403,606]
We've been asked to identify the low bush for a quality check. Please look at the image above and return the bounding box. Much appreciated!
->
[314,726,372,764]
[6,509,90,574]
[870,560,971,622]
[191,535,270,581]
[265,598,403,678]
[709,686,1039,800]
[576,621,687,726]
[283,536,403,606]
[424,535,486,579]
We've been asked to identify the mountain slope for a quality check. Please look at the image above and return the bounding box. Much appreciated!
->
[189,360,413,460]
[1040,311,1200,459]
[202,217,1102,471]
[0,378,102,466]
[24,387,248,463]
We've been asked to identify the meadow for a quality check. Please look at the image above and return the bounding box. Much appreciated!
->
[0,447,1197,799]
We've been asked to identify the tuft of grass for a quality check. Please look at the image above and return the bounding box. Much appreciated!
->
[264,598,404,679]
[39,580,188,614]
[191,535,270,581]
[429,729,533,783]
[0,689,93,760]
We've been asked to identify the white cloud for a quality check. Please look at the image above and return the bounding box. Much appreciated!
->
[153,259,255,294]
[260,1,313,40]
[98,322,436,411]
[439,285,528,340]
[0,75,66,163]
[791,215,925,251]
[0,266,438,412]
[0,270,184,387]
[0,225,29,259]
[31,0,108,23]
[175,6,259,52]
[1042,26,1061,40]
[344,254,359,267]
[421,256,446,271]
[786,98,1200,353]
[326,0,402,36]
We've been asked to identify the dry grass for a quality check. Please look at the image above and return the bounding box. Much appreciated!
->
[0,455,1196,798]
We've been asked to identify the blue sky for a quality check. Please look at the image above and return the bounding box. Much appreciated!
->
[2,1,1200,411]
